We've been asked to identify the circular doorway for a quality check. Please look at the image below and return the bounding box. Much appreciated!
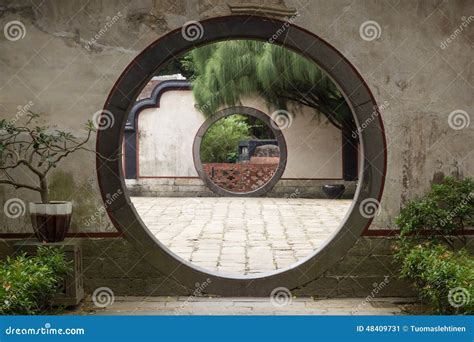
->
[193,106,288,197]
[96,15,386,296]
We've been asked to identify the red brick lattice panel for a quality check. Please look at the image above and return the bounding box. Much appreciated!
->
[203,162,279,192]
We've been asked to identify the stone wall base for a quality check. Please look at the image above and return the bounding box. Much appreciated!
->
[0,236,457,298]
[126,178,357,199]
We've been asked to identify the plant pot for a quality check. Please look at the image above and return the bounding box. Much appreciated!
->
[29,201,72,243]
[322,184,345,199]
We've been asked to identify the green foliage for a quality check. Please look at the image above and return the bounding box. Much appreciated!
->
[200,115,250,163]
[397,243,474,314]
[396,177,473,247]
[395,176,474,314]
[0,247,72,315]
[189,40,353,130]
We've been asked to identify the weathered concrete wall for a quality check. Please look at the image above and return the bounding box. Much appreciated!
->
[0,0,472,297]
[0,236,424,297]
[1,0,472,233]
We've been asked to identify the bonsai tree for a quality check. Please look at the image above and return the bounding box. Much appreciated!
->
[0,112,97,203]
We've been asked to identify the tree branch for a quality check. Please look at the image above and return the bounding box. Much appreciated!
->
[0,179,41,192]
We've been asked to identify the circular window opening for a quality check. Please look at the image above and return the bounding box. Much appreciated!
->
[194,108,287,196]
[96,16,386,296]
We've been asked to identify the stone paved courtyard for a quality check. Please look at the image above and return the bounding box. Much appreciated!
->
[131,197,352,275]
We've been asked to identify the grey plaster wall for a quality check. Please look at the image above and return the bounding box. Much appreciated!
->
[0,0,472,297]
[1,0,471,233]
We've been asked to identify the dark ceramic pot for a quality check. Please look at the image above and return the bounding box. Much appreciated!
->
[29,201,72,242]
[322,184,346,199]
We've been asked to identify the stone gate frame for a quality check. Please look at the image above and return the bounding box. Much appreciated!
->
[96,15,387,296]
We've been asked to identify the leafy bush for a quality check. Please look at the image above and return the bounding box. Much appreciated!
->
[396,177,473,248]
[398,243,473,314]
[395,176,474,314]
[200,115,250,163]
[0,247,72,315]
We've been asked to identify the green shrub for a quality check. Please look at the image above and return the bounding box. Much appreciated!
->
[200,115,251,163]
[395,176,474,314]
[396,177,473,244]
[0,247,72,315]
[398,243,473,314]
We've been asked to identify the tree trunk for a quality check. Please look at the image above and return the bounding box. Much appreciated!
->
[39,175,49,204]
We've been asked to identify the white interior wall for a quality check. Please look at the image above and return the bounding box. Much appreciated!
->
[137,90,343,179]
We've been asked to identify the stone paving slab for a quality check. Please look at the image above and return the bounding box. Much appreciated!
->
[76,296,410,316]
[132,197,352,275]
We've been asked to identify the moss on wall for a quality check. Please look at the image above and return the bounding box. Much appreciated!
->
[48,171,112,231]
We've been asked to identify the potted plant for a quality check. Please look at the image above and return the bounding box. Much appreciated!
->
[322,184,345,199]
[0,112,98,242]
